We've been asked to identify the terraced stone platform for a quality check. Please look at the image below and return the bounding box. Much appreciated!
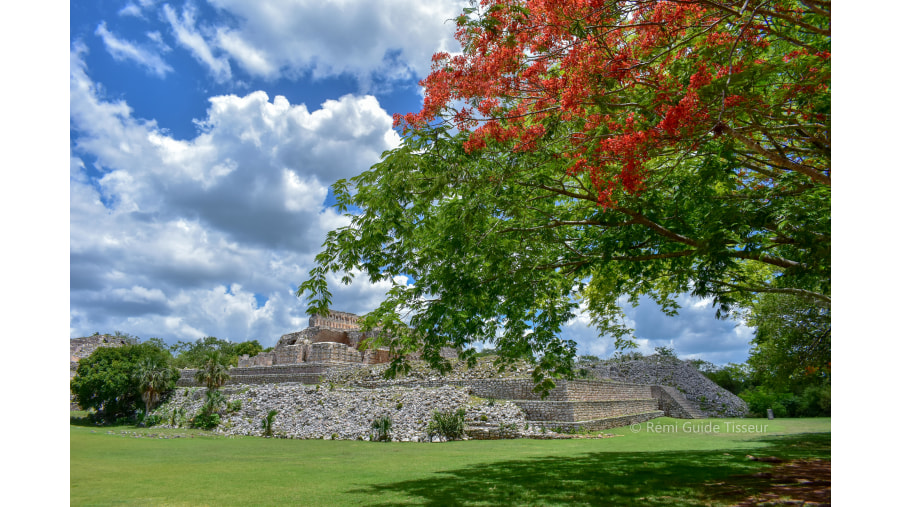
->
[176,367,698,431]
[176,362,360,387]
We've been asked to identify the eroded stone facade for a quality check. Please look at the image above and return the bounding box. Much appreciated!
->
[238,310,451,368]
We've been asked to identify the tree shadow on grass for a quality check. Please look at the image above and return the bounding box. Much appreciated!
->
[352,433,830,506]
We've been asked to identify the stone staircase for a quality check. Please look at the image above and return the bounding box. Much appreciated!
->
[436,379,667,432]
[651,385,707,419]
[506,379,666,431]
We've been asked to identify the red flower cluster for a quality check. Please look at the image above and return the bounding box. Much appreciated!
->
[397,0,830,205]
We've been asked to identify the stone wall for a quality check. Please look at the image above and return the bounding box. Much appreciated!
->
[177,363,361,387]
[309,310,361,330]
[585,355,748,417]
[70,335,133,365]
[308,342,363,363]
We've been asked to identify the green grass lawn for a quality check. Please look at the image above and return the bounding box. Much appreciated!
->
[71,417,830,506]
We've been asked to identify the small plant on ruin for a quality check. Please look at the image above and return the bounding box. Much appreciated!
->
[371,415,393,442]
[479,414,488,422]
[654,346,677,359]
[226,399,243,413]
[143,414,163,427]
[191,412,220,430]
[261,409,278,437]
[427,409,466,441]
[203,389,226,415]
[498,422,518,438]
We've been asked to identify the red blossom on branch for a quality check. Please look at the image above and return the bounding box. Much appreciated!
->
[397,0,831,205]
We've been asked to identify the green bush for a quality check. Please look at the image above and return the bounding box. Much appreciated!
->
[261,410,278,437]
[169,407,184,426]
[612,350,644,361]
[226,399,243,413]
[740,387,804,418]
[799,384,831,417]
[191,412,220,430]
[202,389,226,416]
[70,342,178,424]
[371,415,393,442]
[654,346,677,358]
[427,409,466,441]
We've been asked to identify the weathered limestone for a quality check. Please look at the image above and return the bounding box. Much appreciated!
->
[238,310,458,368]
[584,356,748,417]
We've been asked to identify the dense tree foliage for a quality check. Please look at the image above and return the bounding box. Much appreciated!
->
[300,0,830,387]
[170,336,263,368]
[746,293,830,387]
[135,358,177,417]
[690,360,754,395]
[193,351,232,391]
[71,342,179,423]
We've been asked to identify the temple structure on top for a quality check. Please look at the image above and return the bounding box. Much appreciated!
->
[308,309,361,330]
[238,310,388,367]
[238,309,459,368]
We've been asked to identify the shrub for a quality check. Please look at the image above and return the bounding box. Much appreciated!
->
[261,410,278,437]
[612,350,644,361]
[799,384,831,416]
[203,389,226,415]
[740,387,801,418]
[191,412,220,430]
[427,409,466,441]
[654,346,677,358]
[498,422,518,438]
[169,407,183,426]
[371,415,393,442]
[226,399,243,413]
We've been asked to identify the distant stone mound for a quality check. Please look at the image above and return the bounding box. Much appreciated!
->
[584,355,748,417]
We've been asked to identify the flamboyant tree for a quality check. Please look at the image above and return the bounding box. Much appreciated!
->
[300,0,829,387]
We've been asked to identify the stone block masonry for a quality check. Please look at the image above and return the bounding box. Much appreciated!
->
[309,310,361,330]
[175,365,693,431]
[177,363,360,387]
[238,310,458,368]
[585,355,748,417]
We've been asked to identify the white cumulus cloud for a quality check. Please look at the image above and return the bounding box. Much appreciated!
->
[70,46,402,345]
[180,0,466,84]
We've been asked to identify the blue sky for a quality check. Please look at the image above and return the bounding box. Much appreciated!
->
[65,0,756,364]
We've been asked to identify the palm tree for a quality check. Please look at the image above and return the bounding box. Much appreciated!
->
[135,359,174,417]
[194,351,231,391]
[203,389,226,415]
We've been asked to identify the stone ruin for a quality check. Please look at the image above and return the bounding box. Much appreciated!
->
[237,310,457,368]
[72,311,748,434]
[70,334,135,378]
